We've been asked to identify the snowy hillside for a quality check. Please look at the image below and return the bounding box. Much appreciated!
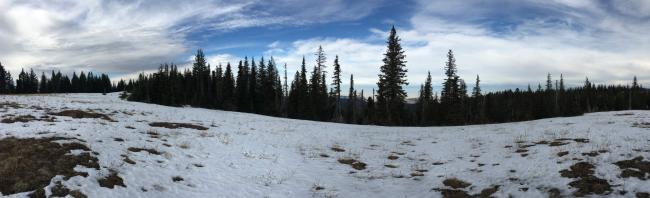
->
[1,93,650,198]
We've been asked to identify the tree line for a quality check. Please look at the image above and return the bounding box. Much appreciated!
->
[0,62,116,94]
[8,26,644,126]
[124,26,650,126]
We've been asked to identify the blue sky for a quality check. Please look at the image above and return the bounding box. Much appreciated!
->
[1,0,649,97]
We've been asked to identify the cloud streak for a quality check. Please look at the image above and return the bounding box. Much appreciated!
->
[0,0,381,76]
[266,0,650,96]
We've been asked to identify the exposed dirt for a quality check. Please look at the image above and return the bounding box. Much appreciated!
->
[549,141,569,146]
[128,147,162,155]
[338,158,367,170]
[50,110,114,121]
[149,122,208,130]
[434,181,498,198]
[478,185,500,198]
[568,176,612,196]
[0,137,98,196]
[443,178,472,189]
[614,156,650,180]
[331,147,346,152]
[559,162,612,196]
[0,102,22,109]
[98,170,126,189]
[1,115,56,123]
[560,162,595,178]
[435,189,471,198]
[557,151,569,157]
[172,176,184,182]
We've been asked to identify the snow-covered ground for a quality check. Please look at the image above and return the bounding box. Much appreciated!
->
[1,93,649,197]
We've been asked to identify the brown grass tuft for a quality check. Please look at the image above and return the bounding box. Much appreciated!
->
[149,122,208,130]
[0,137,98,196]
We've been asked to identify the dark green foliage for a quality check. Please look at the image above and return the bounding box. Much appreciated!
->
[119,28,650,127]
[331,55,343,122]
[376,26,409,125]
[0,62,14,93]
[345,74,356,124]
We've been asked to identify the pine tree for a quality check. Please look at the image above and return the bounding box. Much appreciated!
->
[309,47,328,120]
[0,62,7,93]
[331,55,343,122]
[191,49,209,106]
[29,69,38,93]
[376,26,408,125]
[546,73,553,91]
[255,57,267,113]
[248,58,258,112]
[288,71,301,118]
[440,50,464,124]
[40,72,48,93]
[222,63,235,110]
[472,75,481,98]
[345,74,356,123]
[471,75,485,123]
[416,72,434,125]
[298,57,309,118]
[235,60,250,112]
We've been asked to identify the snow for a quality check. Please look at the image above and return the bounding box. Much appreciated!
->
[1,93,649,197]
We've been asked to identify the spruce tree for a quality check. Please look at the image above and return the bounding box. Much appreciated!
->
[472,75,481,98]
[288,71,301,118]
[345,74,356,123]
[376,26,408,125]
[29,69,38,93]
[235,60,250,112]
[298,57,309,118]
[546,73,553,91]
[222,63,235,110]
[249,58,258,112]
[416,71,434,125]
[0,62,7,93]
[40,72,48,93]
[309,47,328,120]
[440,50,464,124]
[331,55,343,122]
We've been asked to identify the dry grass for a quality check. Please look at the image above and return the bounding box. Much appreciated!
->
[98,170,126,189]
[149,122,208,130]
[615,156,650,180]
[128,147,162,155]
[442,178,471,189]
[1,115,56,123]
[337,158,367,170]
[50,110,114,121]
[0,137,98,196]
[560,162,612,196]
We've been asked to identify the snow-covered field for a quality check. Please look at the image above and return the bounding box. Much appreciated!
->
[1,93,650,197]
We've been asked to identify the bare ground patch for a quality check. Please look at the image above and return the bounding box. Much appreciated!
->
[128,147,162,155]
[338,158,367,170]
[559,161,612,196]
[443,178,472,189]
[149,122,208,130]
[434,178,499,198]
[1,115,56,123]
[0,137,99,196]
[0,102,22,109]
[98,170,126,189]
[50,110,114,121]
[614,156,650,180]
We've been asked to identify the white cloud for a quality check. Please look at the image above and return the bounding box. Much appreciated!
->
[264,0,650,97]
[0,0,381,77]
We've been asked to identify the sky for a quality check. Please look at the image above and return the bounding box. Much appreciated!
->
[0,0,649,97]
